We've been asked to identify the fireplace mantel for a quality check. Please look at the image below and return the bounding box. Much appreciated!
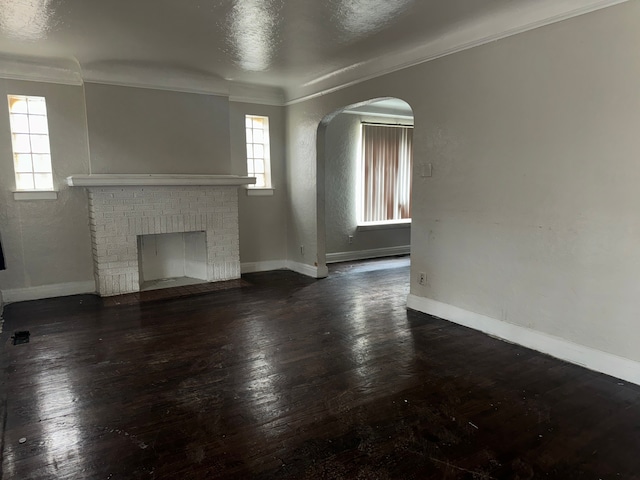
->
[66,174,256,187]
[71,179,247,296]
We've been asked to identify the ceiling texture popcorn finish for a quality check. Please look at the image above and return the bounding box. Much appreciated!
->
[0,0,629,102]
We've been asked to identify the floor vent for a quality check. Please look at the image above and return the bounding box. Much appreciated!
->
[12,331,30,345]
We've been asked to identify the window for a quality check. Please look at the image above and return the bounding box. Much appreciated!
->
[7,95,53,191]
[245,115,271,188]
[359,123,413,224]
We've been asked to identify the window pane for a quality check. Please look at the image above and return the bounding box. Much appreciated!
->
[32,154,52,172]
[8,95,53,191]
[34,173,54,190]
[14,154,33,173]
[16,173,35,190]
[30,134,50,154]
[29,115,48,134]
[10,114,30,133]
[12,133,32,153]
[8,96,28,113]
[245,115,271,188]
[27,97,47,115]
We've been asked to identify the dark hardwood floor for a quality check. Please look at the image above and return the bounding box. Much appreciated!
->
[1,257,639,479]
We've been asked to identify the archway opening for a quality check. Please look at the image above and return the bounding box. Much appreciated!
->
[316,97,414,276]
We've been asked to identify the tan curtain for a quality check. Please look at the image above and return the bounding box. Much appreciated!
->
[362,124,413,222]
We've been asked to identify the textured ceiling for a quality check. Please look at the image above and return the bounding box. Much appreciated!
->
[0,0,626,101]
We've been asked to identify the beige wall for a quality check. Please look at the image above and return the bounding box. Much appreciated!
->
[229,101,288,264]
[324,112,411,256]
[0,86,289,296]
[84,83,231,174]
[286,1,640,362]
[0,80,94,291]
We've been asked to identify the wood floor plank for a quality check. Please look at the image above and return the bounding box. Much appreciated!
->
[1,257,639,479]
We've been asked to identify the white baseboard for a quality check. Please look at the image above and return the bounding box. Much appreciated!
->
[241,260,328,279]
[1,280,96,304]
[407,294,640,386]
[326,245,410,264]
[285,260,328,279]
[241,260,287,274]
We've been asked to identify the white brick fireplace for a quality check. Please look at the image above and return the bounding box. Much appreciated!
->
[67,174,254,296]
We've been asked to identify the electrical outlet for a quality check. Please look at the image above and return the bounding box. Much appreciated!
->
[421,163,433,178]
[348,235,353,244]
[419,272,426,285]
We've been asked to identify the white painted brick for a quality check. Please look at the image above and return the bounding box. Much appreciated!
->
[113,192,135,199]
[106,235,129,244]
[113,204,133,212]
[87,185,240,296]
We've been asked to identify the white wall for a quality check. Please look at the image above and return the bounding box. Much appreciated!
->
[0,85,289,299]
[229,101,288,266]
[286,1,640,376]
[84,83,231,174]
[324,112,411,258]
[0,80,94,298]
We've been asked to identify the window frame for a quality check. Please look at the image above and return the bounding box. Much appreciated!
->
[357,121,413,226]
[245,114,272,191]
[7,94,55,193]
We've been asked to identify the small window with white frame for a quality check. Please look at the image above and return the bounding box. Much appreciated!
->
[245,115,271,188]
[7,95,54,191]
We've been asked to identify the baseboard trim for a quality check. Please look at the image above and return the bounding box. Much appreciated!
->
[285,261,328,279]
[326,245,410,264]
[406,294,640,386]
[241,260,328,279]
[1,281,96,304]
[241,260,287,274]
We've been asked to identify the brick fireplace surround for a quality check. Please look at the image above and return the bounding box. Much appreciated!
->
[67,175,254,296]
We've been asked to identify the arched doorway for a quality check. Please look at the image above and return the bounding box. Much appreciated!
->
[316,97,414,276]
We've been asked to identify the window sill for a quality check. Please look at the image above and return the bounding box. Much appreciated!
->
[246,188,275,197]
[357,220,411,231]
[13,190,58,201]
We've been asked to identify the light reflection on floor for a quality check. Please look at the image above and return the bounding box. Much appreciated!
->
[36,368,82,476]
[330,256,410,274]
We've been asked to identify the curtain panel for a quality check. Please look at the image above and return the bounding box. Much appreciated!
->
[361,123,413,223]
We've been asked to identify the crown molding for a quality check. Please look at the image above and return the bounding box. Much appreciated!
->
[229,82,285,106]
[81,61,230,97]
[285,0,629,104]
[0,54,83,86]
[0,56,286,104]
